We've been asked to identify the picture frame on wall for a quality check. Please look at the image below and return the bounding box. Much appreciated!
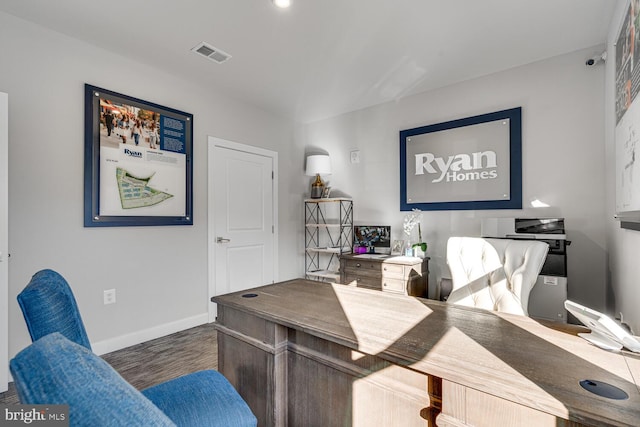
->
[614,3,640,230]
[84,84,193,227]
[399,107,522,211]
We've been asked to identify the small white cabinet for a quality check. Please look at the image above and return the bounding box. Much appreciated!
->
[304,198,353,281]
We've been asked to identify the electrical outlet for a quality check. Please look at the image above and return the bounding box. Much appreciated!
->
[103,289,116,305]
[350,150,360,164]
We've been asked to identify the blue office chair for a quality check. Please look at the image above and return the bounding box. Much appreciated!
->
[17,269,92,349]
[15,269,257,427]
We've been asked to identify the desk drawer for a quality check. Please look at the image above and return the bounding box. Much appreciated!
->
[357,281,380,291]
[382,278,406,294]
[381,263,405,280]
[342,274,380,290]
[343,259,382,272]
[343,267,379,280]
[340,270,381,291]
[343,260,382,281]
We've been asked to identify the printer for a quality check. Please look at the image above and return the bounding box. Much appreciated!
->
[481,217,566,240]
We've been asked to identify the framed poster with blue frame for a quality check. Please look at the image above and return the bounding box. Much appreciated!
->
[84,84,193,227]
[400,107,522,211]
[614,3,640,230]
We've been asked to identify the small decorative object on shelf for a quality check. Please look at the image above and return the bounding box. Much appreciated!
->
[403,209,427,258]
[304,198,353,281]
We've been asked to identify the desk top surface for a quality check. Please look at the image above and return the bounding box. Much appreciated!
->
[340,253,429,264]
[213,279,640,426]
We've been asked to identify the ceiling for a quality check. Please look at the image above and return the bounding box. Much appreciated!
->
[0,0,618,123]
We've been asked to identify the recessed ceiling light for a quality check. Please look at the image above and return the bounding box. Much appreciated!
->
[272,0,291,8]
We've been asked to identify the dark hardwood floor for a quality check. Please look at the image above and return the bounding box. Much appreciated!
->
[0,323,218,404]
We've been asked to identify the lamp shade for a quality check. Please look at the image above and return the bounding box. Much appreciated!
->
[305,155,331,176]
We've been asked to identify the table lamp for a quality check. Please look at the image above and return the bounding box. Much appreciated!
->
[305,154,331,198]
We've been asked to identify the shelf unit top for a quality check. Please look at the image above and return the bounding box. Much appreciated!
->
[305,222,349,227]
[306,247,351,254]
[304,198,352,203]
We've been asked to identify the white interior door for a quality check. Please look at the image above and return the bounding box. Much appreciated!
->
[208,137,278,321]
[1,92,8,392]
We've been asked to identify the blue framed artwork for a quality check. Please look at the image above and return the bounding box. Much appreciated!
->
[614,3,640,230]
[84,84,193,227]
[400,107,522,211]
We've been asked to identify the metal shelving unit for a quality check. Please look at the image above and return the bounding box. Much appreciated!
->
[304,198,353,281]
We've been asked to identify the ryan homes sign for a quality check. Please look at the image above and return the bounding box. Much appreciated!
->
[415,150,498,183]
[400,108,522,211]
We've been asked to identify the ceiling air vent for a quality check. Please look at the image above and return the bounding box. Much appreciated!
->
[191,42,231,64]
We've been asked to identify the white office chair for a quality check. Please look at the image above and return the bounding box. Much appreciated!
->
[446,237,549,316]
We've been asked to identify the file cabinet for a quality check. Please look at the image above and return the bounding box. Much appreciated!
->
[339,254,429,297]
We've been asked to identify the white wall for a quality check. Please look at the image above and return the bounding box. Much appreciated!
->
[0,12,304,359]
[606,1,640,334]
[0,7,619,362]
[298,47,608,308]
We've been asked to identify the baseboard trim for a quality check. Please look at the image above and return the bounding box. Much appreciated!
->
[92,313,209,356]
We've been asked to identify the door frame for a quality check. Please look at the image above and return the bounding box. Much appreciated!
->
[1,92,8,392]
[207,136,278,322]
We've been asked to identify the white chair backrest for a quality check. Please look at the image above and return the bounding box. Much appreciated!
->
[446,237,549,316]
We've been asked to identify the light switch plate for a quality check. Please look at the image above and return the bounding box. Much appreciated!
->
[103,289,116,305]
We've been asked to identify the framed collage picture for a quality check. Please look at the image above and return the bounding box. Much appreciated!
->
[84,84,193,227]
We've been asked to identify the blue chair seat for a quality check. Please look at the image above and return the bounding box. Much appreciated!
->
[143,370,257,427]
[10,333,257,427]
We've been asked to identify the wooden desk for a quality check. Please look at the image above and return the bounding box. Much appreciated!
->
[212,279,640,426]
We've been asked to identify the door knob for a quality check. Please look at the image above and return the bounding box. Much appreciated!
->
[216,237,231,243]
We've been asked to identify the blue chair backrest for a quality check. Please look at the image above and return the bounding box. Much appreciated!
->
[10,333,176,427]
[17,269,92,350]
